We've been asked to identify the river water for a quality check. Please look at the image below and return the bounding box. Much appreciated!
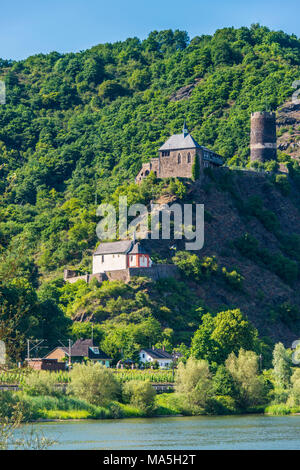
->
[19,414,300,450]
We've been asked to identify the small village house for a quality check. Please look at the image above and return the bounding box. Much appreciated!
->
[45,339,112,367]
[92,240,152,274]
[139,347,173,369]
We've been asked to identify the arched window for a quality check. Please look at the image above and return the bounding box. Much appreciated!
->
[187,152,191,163]
[145,170,149,176]
[178,153,181,164]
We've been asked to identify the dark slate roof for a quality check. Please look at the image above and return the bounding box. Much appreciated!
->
[141,348,173,360]
[128,242,148,255]
[159,132,200,151]
[94,240,133,255]
[70,339,111,360]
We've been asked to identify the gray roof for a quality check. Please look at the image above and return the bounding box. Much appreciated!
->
[94,240,149,256]
[159,132,200,151]
[128,242,148,255]
[94,240,133,255]
[141,348,173,360]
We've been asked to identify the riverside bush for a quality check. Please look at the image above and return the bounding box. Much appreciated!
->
[68,363,120,406]
[226,349,267,408]
[122,380,156,416]
[175,357,212,414]
[22,371,62,397]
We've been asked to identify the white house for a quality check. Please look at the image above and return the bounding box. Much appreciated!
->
[139,348,173,369]
[93,240,152,274]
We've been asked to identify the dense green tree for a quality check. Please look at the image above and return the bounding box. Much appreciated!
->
[212,365,238,398]
[226,349,267,407]
[191,309,258,364]
[272,342,292,389]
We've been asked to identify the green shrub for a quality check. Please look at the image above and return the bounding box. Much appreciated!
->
[122,380,156,416]
[175,357,212,414]
[172,252,218,281]
[0,391,18,418]
[206,395,237,414]
[264,404,291,415]
[68,363,121,406]
[221,267,244,289]
[264,160,279,172]
[154,393,182,415]
[167,178,187,199]
[226,349,268,408]
[22,371,61,397]
[287,369,300,407]
[118,402,145,418]
[275,174,290,196]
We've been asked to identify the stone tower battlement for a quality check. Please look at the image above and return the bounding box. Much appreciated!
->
[250,111,277,162]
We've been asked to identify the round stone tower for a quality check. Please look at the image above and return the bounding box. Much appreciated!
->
[250,111,277,162]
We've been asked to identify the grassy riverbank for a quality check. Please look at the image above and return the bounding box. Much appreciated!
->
[2,351,300,422]
[4,391,298,422]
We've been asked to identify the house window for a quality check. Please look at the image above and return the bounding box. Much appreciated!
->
[178,153,181,164]
[101,255,104,263]
[162,150,170,157]
[187,153,191,163]
[90,347,99,354]
[142,353,145,358]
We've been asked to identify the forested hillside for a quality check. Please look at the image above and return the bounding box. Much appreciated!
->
[1,24,300,362]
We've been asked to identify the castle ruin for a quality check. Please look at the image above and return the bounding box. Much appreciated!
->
[135,122,223,182]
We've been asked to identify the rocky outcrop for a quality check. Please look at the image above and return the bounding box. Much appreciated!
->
[277,101,300,159]
[169,78,202,102]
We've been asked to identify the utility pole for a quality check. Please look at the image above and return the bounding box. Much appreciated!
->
[26,339,46,360]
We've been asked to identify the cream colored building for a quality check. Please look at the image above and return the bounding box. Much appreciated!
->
[92,240,152,274]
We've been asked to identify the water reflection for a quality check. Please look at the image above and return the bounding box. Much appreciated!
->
[18,415,300,450]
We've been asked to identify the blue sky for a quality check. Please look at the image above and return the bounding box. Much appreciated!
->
[0,0,299,60]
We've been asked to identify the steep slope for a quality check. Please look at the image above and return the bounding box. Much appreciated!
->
[1,25,300,354]
[142,169,300,345]
[277,101,300,160]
